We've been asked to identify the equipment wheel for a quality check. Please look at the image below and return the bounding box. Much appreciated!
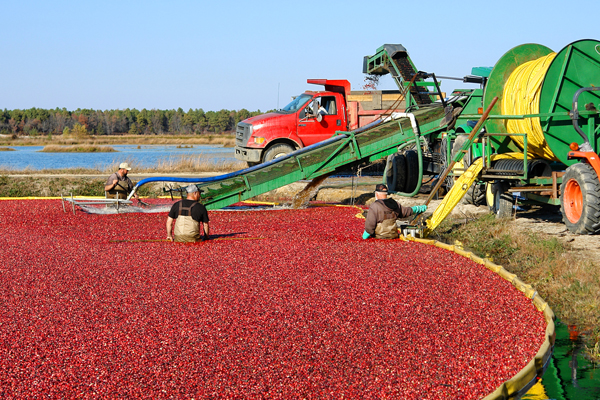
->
[385,153,407,192]
[393,154,407,192]
[490,181,513,218]
[560,163,600,234]
[461,182,486,206]
[404,150,420,194]
[263,143,294,163]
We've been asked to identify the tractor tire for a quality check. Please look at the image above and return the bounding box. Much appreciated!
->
[560,163,600,234]
[490,181,513,219]
[263,143,294,163]
[404,150,419,194]
[461,182,486,206]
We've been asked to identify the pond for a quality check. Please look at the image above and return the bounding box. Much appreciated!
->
[0,144,237,170]
[523,321,600,399]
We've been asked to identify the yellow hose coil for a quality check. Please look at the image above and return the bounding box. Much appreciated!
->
[424,153,524,236]
[423,53,560,236]
[501,53,558,160]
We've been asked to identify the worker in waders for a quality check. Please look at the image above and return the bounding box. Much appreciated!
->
[166,185,210,243]
[362,184,427,239]
[104,162,138,200]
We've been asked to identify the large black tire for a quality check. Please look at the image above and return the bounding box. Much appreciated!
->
[404,150,419,194]
[385,153,408,192]
[393,154,407,192]
[263,143,294,163]
[461,182,486,206]
[560,163,600,234]
[490,181,513,218]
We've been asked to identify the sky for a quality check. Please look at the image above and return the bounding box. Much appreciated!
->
[1,0,598,113]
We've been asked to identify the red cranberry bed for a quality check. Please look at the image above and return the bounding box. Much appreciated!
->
[0,200,546,399]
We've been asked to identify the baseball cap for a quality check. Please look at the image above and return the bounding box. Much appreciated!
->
[375,183,388,193]
[119,162,132,171]
[186,184,202,193]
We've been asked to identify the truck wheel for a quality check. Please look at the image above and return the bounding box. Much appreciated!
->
[490,182,513,218]
[264,144,294,163]
[404,150,419,194]
[560,163,600,234]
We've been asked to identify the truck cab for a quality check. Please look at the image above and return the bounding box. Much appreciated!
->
[235,81,349,166]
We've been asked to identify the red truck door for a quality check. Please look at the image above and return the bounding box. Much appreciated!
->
[297,95,344,146]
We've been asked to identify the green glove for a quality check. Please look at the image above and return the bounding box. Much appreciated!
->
[362,231,371,240]
[411,205,427,214]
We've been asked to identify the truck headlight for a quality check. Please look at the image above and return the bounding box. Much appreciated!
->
[253,136,265,144]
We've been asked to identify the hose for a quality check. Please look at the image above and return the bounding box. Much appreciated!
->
[501,53,558,160]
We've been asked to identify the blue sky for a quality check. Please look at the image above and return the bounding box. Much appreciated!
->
[1,0,598,112]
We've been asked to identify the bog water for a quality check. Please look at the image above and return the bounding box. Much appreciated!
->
[0,145,236,170]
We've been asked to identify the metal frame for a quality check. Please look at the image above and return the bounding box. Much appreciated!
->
[61,193,132,214]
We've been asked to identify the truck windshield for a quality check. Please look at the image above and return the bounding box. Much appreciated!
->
[280,94,312,113]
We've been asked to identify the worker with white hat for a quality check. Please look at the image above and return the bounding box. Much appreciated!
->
[166,184,210,243]
[105,162,138,200]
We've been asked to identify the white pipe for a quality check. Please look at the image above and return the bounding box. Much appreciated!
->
[383,112,420,136]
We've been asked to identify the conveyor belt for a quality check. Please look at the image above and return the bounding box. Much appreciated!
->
[131,105,446,210]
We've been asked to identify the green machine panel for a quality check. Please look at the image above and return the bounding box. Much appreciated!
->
[483,43,554,155]
[540,39,600,166]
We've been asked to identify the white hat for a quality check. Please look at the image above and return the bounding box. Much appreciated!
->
[119,162,132,171]
[186,185,199,193]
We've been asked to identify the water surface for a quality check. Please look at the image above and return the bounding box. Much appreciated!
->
[0,144,236,170]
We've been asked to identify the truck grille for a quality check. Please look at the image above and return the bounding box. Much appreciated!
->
[236,122,252,146]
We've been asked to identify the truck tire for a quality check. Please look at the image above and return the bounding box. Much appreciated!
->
[490,182,513,218]
[560,163,600,234]
[404,150,419,194]
[263,143,294,163]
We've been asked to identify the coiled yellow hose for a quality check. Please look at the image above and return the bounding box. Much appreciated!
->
[423,53,560,236]
[501,52,558,160]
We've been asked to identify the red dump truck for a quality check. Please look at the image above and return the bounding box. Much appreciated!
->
[234,79,406,166]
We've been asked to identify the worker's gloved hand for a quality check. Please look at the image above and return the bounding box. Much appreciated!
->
[411,205,427,214]
[362,231,371,240]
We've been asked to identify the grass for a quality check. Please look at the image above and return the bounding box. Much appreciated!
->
[0,147,15,151]
[141,154,246,174]
[40,145,117,153]
[0,175,156,198]
[435,213,600,363]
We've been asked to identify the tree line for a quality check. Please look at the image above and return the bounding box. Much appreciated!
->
[0,107,268,137]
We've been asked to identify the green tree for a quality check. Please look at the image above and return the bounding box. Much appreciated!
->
[71,123,89,138]
[128,123,140,135]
